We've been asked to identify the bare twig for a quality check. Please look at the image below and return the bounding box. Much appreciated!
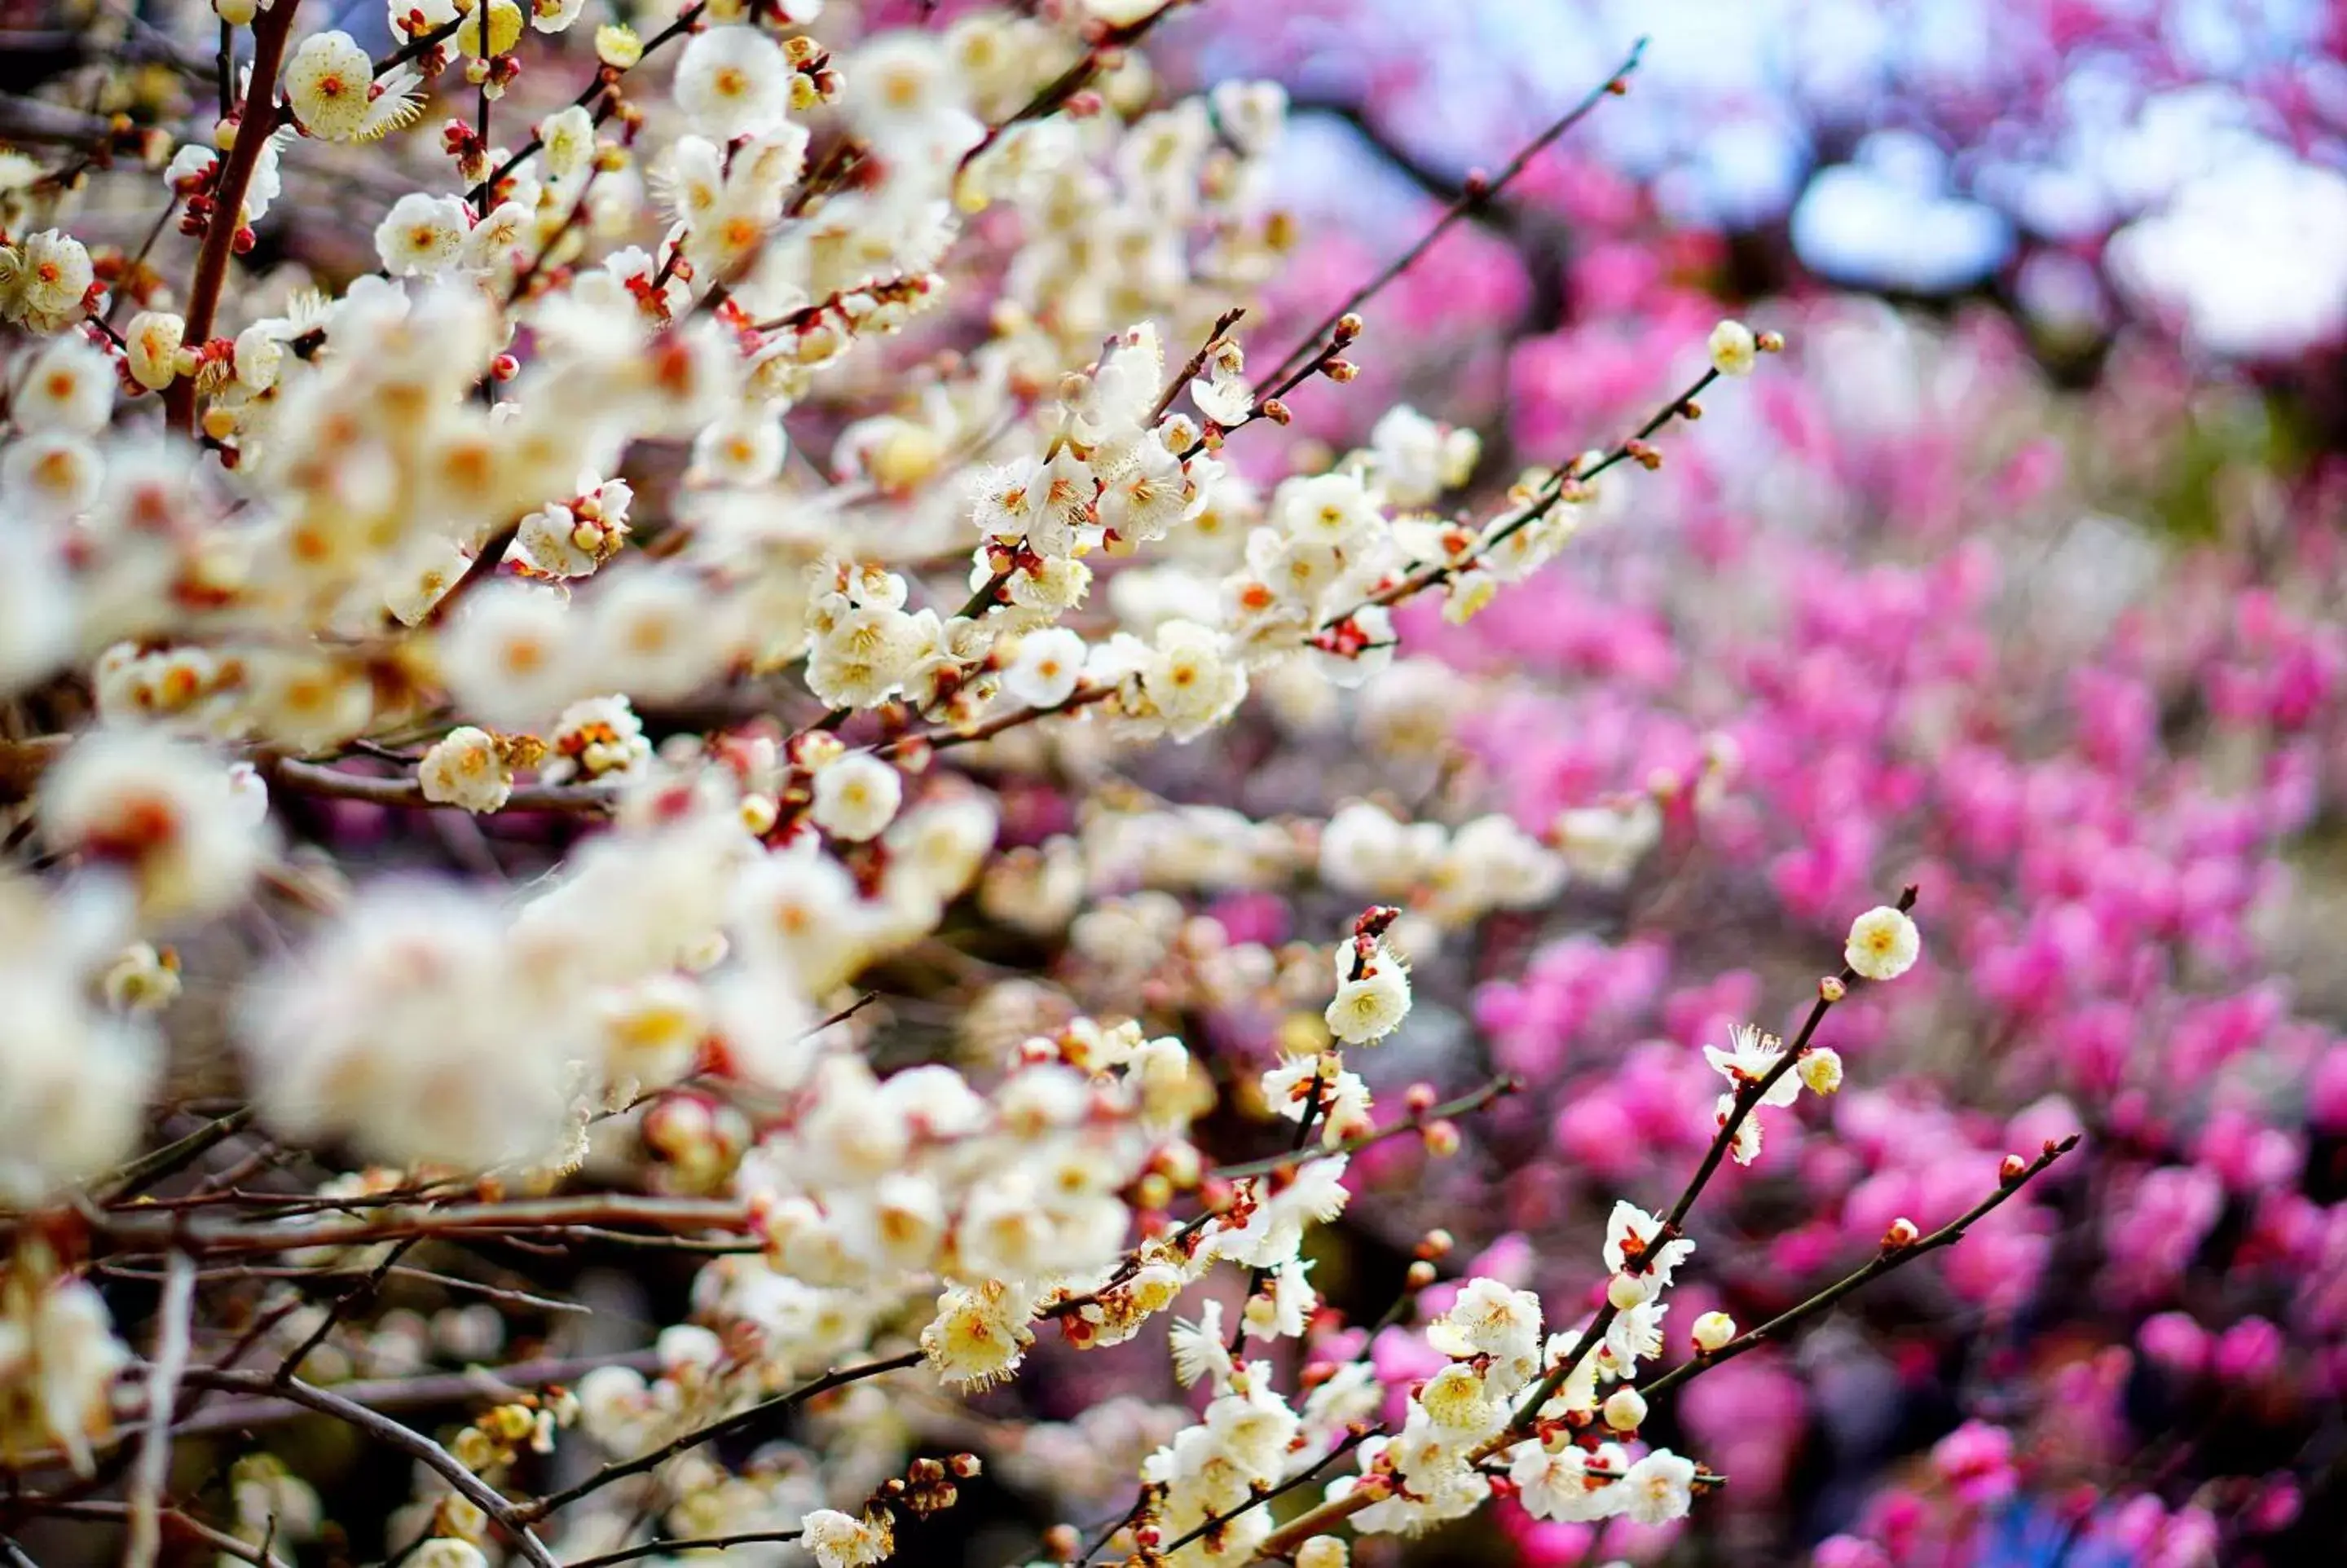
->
[1639,1134,2085,1404]
[1253,37,1648,392]
[178,1368,559,1567]
[562,1529,806,1568]
[124,1253,196,1568]
[514,1350,925,1522]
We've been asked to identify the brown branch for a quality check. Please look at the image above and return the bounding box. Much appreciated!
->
[15,1502,291,1568]
[95,1107,257,1203]
[259,755,619,815]
[1206,1075,1519,1182]
[72,1195,751,1258]
[513,1349,925,1523]
[170,1348,662,1437]
[1323,363,1719,630]
[164,0,304,435]
[954,1,1188,180]
[563,1531,805,1568]
[468,4,707,205]
[1253,36,1647,392]
[1638,1134,2083,1404]
[178,1368,559,1568]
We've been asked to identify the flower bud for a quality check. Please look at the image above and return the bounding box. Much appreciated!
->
[1601,1386,1648,1432]
[1296,1538,1349,1568]
[2000,1152,2028,1185]
[1883,1217,1921,1251]
[1692,1310,1737,1352]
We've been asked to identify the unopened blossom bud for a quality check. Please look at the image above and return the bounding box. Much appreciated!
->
[1883,1217,1921,1251]
[1134,1172,1171,1210]
[214,0,258,23]
[1819,976,1847,1002]
[2000,1152,2028,1185]
[1416,1228,1455,1259]
[411,1543,487,1568]
[1199,1176,1236,1213]
[1156,1142,1201,1187]
[1798,1047,1843,1095]
[949,1452,982,1478]
[1757,328,1786,353]
[1422,1118,1460,1156]
[1262,397,1292,425]
[1296,1537,1349,1568]
[1608,1271,1651,1310]
[1404,1082,1438,1114]
[451,1425,498,1470]
[124,311,183,390]
[1041,1524,1079,1561]
[1708,318,1759,377]
[1406,1260,1438,1288]
[1323,358,1358,382]
[1334,312,1364,341]
[1602,1386,1648,1431]
[1692,1310,1737,1353]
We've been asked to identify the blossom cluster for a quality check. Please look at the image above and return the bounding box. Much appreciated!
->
[0,2,2212,1566]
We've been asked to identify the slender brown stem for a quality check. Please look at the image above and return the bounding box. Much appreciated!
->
[468,3,707,205]
[67,1194,751,1257]
[165,0,303,435]
[259,755,619,815]
[1326,364,1718,630]
[96,1107,255,1203]
[1253,36,1648,392]
[564,1530,806,1568]
[178,1368,560,1568]
[170,1349,662,1437]
[1639,1134,2083,1405]
[17,1501,290,1568]
[513,1350,924,1522]
[1206,1075,1518,1183]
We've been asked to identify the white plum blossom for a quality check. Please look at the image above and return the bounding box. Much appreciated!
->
[673,26,792,143]
[810,754,903,842]
[1846,904,1922,980]
[417,727,512,813]
[1708,318,1759,377]
[1324,939,1411,1044]
[37,729,267,921]
[1003,626,1085,707]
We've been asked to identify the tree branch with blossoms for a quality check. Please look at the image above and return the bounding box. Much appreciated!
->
[0,4,2125,1568]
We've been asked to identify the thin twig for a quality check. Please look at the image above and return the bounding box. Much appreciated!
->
[178,1369,559,1567]
[1638,1134,2084,1404]
[258,755,619,815]
[1206,1076,1518,1183]
[562,1529,805,1568]
[1253,37,1648,393]
[513,1350,924,1522]
[124,1253,196,1568]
